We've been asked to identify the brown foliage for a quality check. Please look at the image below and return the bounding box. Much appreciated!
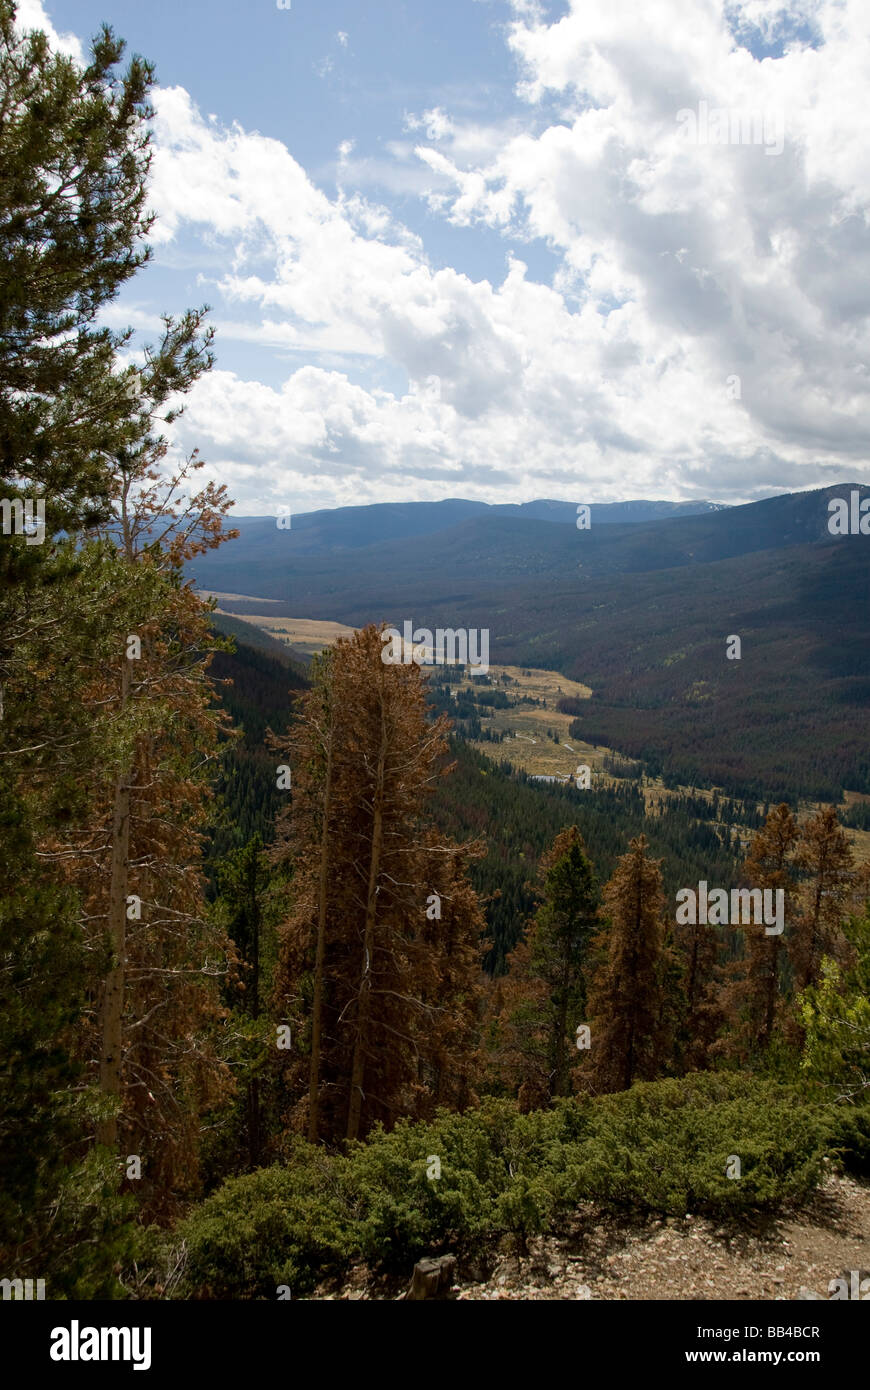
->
[583,835,675,1094]
[271,625,486,1143]
[41,469,237,1218]
[790,806,856,992]
[716,803,798,1062]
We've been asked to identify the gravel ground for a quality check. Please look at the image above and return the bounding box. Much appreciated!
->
[314,1173,870,1301]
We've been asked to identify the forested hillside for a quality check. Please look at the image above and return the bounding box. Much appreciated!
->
[189,496,727,566]
[204,637,308,869]
[193,492,870,802]
[206,639,749,971]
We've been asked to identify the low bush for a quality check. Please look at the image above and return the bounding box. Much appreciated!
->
[173,1073,839,1297]
[824,1101,870,1177]
[179,1141,357,1298]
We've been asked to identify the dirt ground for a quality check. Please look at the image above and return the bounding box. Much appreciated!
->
[315,1172,870,1300]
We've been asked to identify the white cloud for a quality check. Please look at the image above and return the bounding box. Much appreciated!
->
[119,2,870,510]
[14,0,83,61]
[405,107,454,142]
[404,0,870,473]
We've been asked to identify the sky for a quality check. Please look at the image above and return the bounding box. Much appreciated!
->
[19,0,870,514]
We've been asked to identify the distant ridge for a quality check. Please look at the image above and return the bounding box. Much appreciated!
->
[191,484,870,801]
[217,496,727,560]
[499,499,729,525]
[191,485,855,605]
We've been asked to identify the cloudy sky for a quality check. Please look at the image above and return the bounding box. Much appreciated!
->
[23,0,870,513]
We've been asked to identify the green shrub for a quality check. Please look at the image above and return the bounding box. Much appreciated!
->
[345,1111,505,1265]
[40,1148,138,1300]
[824,1101,870,1177]
[179,1140,357,1297]
[173,1074,838,1297]
[559,1074,828,1214]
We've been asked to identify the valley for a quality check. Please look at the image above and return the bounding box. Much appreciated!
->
[191,486,870,805]
[203,600,870,867]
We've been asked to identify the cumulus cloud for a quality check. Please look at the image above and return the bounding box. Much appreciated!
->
[118,2,870,510]
[15,0,83,61]
[416,0,870,469]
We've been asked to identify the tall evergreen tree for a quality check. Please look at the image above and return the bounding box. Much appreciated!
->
[790,806,855,993]
[485,826,599,1103]
[584,834,674,1094]
[71,461,236,1215]
[673,904,721,1070]
[0,3,157,1277]
[0,1,155,566]
[719,803,798,1061]
[272,625,486,1143]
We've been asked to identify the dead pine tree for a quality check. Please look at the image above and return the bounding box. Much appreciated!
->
[272,624,485,1144]
[583,834,675,1094]
[717,803,798,1062]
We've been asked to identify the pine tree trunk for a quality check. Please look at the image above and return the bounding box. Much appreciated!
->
[687,934,699,1007]
[624,864,642,1090]
[803,876,825,990]
[308,721,334,1144]
[248,848,262,1166]
[247,1076,260,1170]
[97,664,131,1148]
[347,705,386,1142]
[553,952,570,1096]
[761,936,778,1047]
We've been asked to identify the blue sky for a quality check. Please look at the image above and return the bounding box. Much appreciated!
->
[45,0,567,391]
[20,0,870,514]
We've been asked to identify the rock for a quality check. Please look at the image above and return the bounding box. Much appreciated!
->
[796,1288,824,1300]
[460,1256,489,1284]
[407,1255,458,1301]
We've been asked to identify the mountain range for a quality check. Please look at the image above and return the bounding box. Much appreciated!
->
[194,485,870,802]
